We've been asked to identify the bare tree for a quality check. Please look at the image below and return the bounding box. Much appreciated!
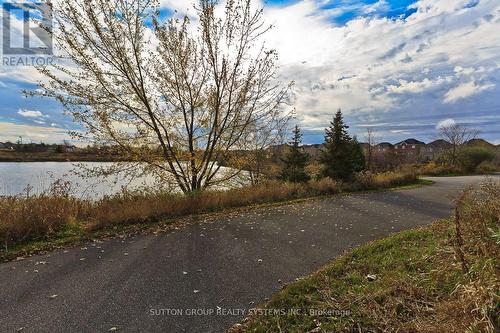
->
[32,0,292,193]
[364,128,376,171]
[438,123,479,167]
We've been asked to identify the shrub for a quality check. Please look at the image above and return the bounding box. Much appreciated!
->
[416,162,458,176]
[459,147,495,173]
[476,160,500,174]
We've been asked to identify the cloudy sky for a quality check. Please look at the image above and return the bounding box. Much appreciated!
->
[0,0,499,144]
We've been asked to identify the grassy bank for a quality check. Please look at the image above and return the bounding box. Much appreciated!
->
[230,180,500,333]
[0,171,419,261]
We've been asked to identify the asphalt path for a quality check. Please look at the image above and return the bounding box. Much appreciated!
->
[1,175,497,333]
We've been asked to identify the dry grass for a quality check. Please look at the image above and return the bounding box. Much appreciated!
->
[0,180,86,248]
[232,180,500,333]
[88,181,309,230]
[352,170,418,190]
[414,162,460,176]
[411,160,500,177]
[0,171,417,248]
[0,195,81,247]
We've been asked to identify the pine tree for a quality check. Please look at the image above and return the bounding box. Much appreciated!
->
[280,125,311,183]
[320,109,365,180]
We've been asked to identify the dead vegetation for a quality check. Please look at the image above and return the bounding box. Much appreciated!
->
[0,171,417,250]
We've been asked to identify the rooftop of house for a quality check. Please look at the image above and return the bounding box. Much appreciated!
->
[427,139,453,148]
[275,138,496,150]
[395,138,426,145]
[465,138,495,148]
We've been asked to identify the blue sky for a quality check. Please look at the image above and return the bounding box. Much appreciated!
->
[0,0,499,145]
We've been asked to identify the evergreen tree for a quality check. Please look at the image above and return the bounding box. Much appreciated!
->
[320,109,365,180]
[350,135,366,174]
[280,125,311,183]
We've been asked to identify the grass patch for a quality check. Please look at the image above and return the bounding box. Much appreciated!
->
[230,180,500,333]
[1,171,423,262]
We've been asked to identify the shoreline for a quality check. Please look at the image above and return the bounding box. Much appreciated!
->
[0,152,125,163]
[0,175,430,263]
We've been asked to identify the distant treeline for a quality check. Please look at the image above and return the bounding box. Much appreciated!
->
[0,142,127,162]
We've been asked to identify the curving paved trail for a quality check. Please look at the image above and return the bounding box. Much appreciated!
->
[1,175,498,333]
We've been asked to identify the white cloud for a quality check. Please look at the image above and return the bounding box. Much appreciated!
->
[436,118,456,129]
[364,0,389,14]
[2,0,500,143]
[387,77,451,94]
[0,122,69,143]
[261,0,500,128]
[444,81,495,103]
[159,0,195,15]
[17,109,46,118]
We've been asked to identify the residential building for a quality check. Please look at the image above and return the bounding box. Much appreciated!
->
[375,142,394,153]
[394,139,426,163]
[421,139,452,162]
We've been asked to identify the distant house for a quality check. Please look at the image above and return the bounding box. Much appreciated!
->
[394,138,425,150]
[421,139,452,161]
[375,142,394,153]
[394,139,426,163]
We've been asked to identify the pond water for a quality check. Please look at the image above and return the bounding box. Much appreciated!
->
[0,162,161,198]
[0,162,246,198]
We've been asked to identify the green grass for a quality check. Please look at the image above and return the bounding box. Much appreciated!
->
[233,222,456,332]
